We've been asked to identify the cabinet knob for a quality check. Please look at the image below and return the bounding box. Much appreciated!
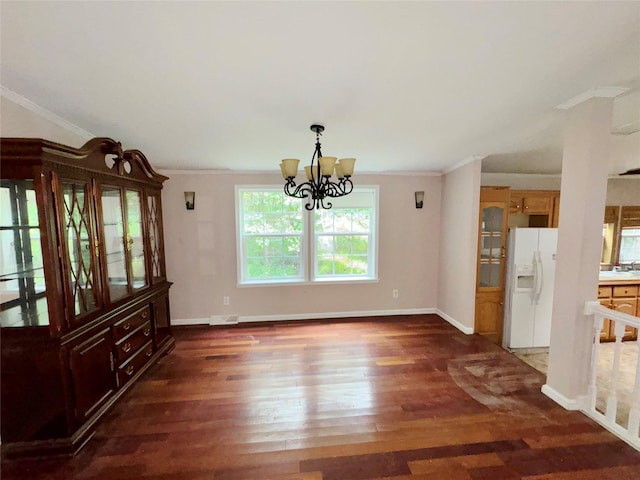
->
[143,327,151,337]
[122,342,132,353]
[123,322,131,331]
[141,311,148,319]
[146,349,153,357]
[125,364,135,376]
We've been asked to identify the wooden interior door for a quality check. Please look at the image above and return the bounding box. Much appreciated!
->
[475,187,509,345]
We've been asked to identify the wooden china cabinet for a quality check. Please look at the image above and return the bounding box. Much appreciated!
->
[0,137,174,458]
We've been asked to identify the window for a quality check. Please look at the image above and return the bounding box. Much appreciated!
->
[237,187,377,284]
[237,189,305,283]
[601,205,640,266]
[620,228,640,263]
[314,191,376,279]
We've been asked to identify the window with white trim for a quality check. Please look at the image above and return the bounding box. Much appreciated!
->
[237,187,377,284]
[620,227,640,263]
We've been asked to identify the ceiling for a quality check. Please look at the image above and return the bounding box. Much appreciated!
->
[1,2,639,175]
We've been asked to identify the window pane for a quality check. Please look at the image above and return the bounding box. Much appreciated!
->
[313,188,376,280]
[620,228,640,263]
[239,189,304,282]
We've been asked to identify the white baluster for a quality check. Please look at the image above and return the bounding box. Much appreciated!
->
[627,336,640,439]
[605,320,625,422]
[588,313,603,411]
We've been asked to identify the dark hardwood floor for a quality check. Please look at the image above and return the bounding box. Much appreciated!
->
[3,314,640,479]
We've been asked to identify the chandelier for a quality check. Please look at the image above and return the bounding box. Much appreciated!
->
[280,124,356,210]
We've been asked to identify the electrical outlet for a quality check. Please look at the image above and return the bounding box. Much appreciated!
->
[223,296,230,305]
[392,289,399,298]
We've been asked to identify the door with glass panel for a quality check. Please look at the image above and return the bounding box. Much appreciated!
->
[54,175,103,327]
[478,203,506,289]
[98,185,148,303]
[475,187,509,345]
[0,180,50,328]
[145,192,166,284]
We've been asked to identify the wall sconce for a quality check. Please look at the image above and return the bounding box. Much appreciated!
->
[184,191,195,210]
[415,191,424,209]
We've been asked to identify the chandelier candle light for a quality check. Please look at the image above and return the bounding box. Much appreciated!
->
[280,124,356,210]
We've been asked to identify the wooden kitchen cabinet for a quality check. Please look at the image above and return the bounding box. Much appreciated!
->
[0,138,174,458]
[551,193,561,228]
[598,286,613,340]
[508,190,560,228]
[523,195,551,214]
[509,193,524,214]
[597,282,639,342]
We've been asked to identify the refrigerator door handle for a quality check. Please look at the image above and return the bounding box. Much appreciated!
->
[535,250,544,303]
[531,252,538,305]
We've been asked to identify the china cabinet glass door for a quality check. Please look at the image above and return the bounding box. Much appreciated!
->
[101,187,128,302]
[59,179,102,319]
[125,189,147,291]
[479,204,506,289]
[0,180,49,327]
[100,186,149,302]
[146,193,165,283]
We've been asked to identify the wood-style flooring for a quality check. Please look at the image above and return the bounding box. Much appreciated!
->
[517,343,638,426]
[3,314,640,479]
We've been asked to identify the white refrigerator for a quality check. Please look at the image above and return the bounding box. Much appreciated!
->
[503,227,558,350]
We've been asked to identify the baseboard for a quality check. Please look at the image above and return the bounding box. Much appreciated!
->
[435,309,474,334]
[171,317,210,326]
[172,308,437,327]
[541,384,584,411]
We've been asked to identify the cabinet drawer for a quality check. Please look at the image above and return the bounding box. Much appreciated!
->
[117,341,153,387]
[613,285,639,297]
[598,286,613,298]
[114,321,152,364]
[112,306,151,342]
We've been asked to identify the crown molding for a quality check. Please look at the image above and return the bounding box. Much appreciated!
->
[481,172,562,179]
[160,168,441,176]
[554,87,630,110]
[0,85,94,139]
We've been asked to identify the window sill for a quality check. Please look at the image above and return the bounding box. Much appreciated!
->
[237,277,379,288]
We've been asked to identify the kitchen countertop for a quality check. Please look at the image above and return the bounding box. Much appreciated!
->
[598,272,640,285]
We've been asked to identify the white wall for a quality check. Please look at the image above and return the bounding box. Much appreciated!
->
[436,159,482,333]
[481,173,561,190]
[161,171,442,323]
[606,177,640,205]
[0,95,90,146]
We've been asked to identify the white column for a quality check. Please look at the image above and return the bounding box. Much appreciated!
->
[543,89,624,407]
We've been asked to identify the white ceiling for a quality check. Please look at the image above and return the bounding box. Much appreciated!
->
[1,1,639,175]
